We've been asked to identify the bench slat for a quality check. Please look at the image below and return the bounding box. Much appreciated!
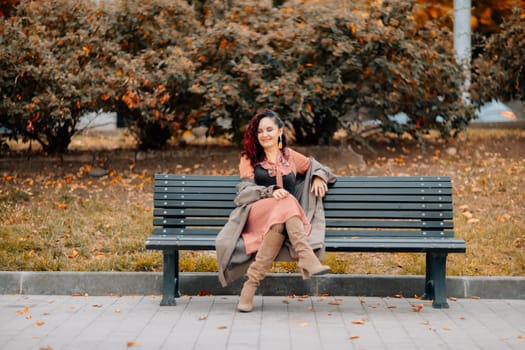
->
[154,218,453,229]
[145,236,465,252]
[154,199,452,211]
[152,227,454,238]
[326,219,453,229]
[155,174,451,182]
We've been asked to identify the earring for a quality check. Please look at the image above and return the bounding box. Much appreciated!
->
[278,135,283,150]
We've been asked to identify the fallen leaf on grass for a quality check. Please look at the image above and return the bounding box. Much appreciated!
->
[462,211,473,220]
[54,201,68,210]
[497,213,512,223]
[68,249,78,259]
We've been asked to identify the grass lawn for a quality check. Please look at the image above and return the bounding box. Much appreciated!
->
[1,128,524,276]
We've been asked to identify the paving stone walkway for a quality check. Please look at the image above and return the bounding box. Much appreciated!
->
[1,294,524,350]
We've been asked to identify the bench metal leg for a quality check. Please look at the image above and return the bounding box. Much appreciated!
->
[160,250,180,306]
[423,252,450,309]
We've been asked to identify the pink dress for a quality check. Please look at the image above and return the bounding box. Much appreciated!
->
[239,148,312,255]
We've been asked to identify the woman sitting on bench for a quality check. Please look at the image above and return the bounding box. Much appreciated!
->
[216,108,336,312]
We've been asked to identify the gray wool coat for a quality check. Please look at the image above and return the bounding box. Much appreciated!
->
[215,157,337,287]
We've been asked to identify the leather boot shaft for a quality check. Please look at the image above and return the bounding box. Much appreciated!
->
[237,224,285,312]
[285,216,330,279]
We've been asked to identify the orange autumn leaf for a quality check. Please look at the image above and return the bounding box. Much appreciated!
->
[352,318,367,325]
[306,103,312,112]
[35,321,45,327]
[127,341,141,347]
[412,304,424,312]
[68,249,78,259]
[16,306,29,315]
[349,335,360,340]
[55,201,68,210]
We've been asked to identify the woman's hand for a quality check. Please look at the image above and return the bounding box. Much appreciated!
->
[311,177,328,197]
[272,188,289,200]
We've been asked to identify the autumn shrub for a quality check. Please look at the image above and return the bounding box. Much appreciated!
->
[0,0,119,153]
[471,8,525,105]
[0,0,485,153]
[187,0,476,146]
[102,0,202,149]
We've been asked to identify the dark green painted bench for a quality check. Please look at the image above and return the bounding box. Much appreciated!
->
[146,174,466,308]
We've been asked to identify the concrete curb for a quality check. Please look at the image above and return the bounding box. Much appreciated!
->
[1,272,524,300]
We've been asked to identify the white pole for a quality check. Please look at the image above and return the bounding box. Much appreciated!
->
[454,0,472,100]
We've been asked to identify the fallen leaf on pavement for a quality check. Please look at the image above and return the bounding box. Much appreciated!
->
[352,318,367,325]
[412,304,424,312]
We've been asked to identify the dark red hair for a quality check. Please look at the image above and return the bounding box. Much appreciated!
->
[242,109,287,167]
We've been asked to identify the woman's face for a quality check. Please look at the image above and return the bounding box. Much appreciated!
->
[257,117,282,151]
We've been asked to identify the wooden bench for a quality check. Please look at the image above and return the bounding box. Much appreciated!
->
[146,174,466,308]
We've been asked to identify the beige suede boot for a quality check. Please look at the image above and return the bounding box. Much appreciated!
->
[285,216,330,279]
[237,224,285,312]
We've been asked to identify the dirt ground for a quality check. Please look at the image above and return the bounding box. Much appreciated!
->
[2,127,523,179]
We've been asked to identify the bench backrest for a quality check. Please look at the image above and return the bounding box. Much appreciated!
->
[152,174,454,250]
